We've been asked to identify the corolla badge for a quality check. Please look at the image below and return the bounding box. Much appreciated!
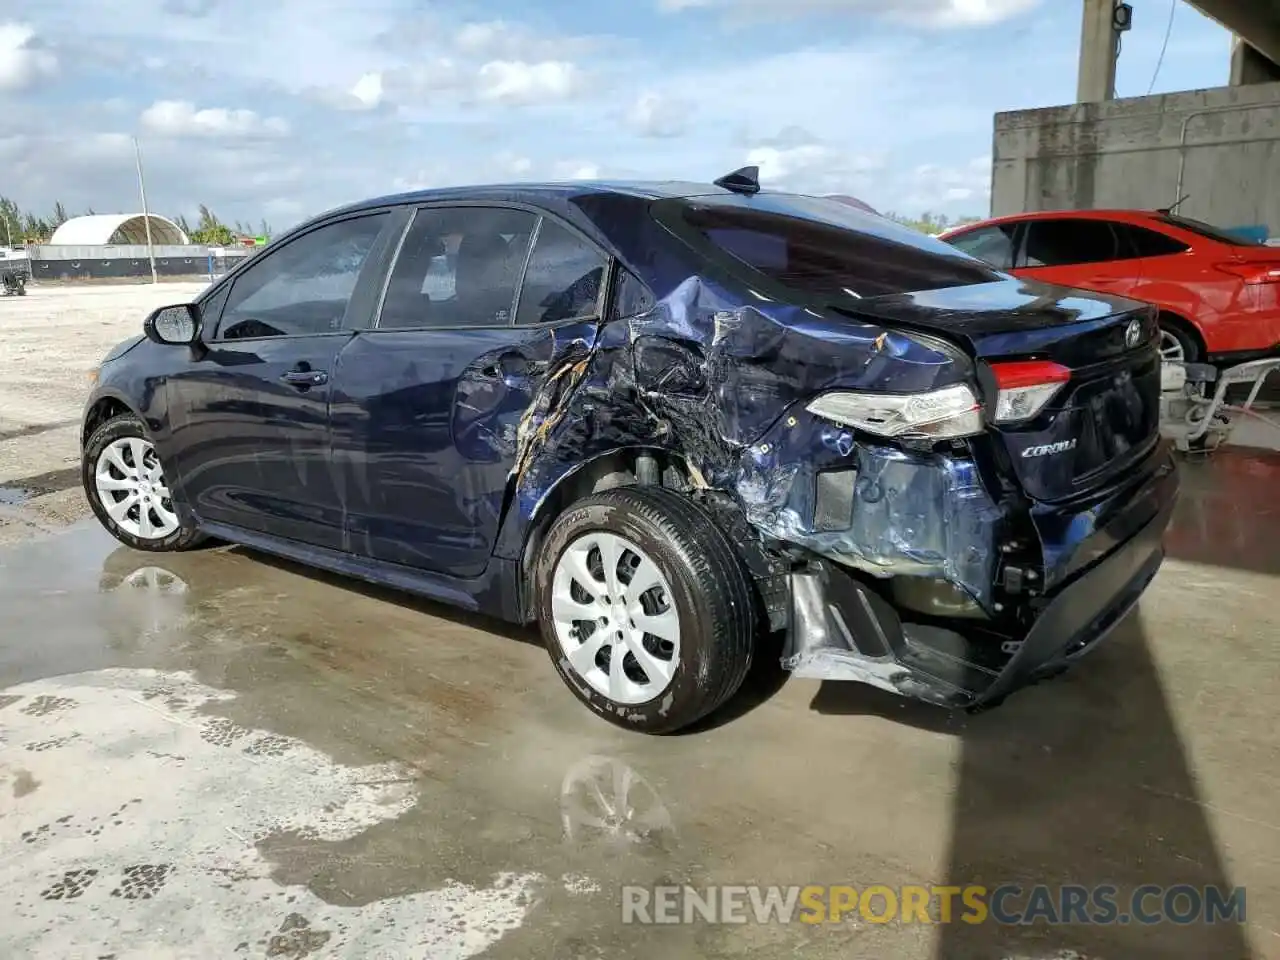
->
[1125,318,1142,348]
[1022,439,1077,458]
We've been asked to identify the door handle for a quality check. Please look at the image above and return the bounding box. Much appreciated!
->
[480,355,550,381]
[281,370,328,386]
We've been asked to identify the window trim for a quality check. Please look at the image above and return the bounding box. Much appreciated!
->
[369,200,613,334]
[204,208,401,344]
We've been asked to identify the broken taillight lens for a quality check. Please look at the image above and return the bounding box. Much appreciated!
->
[989,360,1071,424]
[1214,261,1280,285]
[806,384,983,440]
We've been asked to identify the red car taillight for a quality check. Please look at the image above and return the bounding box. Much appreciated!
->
[988,360,1071,424]
[1215,261,1280,285]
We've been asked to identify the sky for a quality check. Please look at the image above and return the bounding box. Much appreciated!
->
[0,0,1234,233]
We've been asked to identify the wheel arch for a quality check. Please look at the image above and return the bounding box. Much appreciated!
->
[1155,309,1206,358]
[509,444,788,637]
[512,446,703,618]
[82,393,142,449]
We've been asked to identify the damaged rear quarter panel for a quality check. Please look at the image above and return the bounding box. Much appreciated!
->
[498,223,1003,612]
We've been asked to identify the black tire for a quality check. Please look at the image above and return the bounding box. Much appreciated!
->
[1158,317,1201,364]
[82,413,206,552]
[533,485,757,734]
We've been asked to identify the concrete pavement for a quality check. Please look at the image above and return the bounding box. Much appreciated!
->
[1,448,1278,959]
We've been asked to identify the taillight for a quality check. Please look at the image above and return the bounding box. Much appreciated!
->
[1215,261,1280,285]
[806,384,983,440]
[988,360,1071,424]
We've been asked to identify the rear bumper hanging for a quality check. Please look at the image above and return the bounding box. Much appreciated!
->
[781,454,1179,709]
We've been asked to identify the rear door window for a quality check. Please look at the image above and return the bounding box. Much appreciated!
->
[1116,224,1190,258]
[658,196,1001,301]
[1019,220,1120,267]
[515,220,608,325]
[378,206,537,329]
[947,225,1019,269]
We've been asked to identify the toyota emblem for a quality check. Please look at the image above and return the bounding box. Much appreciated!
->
[1124,318,1142,349]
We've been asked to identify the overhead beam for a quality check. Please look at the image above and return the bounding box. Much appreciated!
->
[1187,0,1280,66]
[1231,36,1280,85]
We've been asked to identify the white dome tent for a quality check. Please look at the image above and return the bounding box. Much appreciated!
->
[49,214,189,246]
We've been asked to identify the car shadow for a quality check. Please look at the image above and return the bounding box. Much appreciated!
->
[227,546,793,731]
[812,615,1250,957]
[230,547,542,649]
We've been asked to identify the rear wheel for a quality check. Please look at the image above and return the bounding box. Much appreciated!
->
[83,413,206,552]
[1158,317,1201,364]
[534,486,756,734]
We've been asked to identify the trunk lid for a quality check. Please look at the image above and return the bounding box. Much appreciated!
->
[845,278,1163,503]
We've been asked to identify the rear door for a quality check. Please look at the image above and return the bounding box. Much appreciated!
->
[331,204,608,577]
[1016,218,1144,297]
[163,210,401,550]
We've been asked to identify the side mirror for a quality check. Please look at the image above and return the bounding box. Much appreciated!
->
[144,303,201,345]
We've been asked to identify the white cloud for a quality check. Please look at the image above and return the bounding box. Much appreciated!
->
[451,18,602,61]
[349,71,384,109]
[476,60,579,104]
[0,22,56,91]
[550,160,601,180]
[5,0,1071,227]
[455,20,511,54]
[743,128,884,194]
[628,91,691,138]
[139,100,291,139]
[902,156,992,211]
[493,151,535,176]
[658,0,1038,26]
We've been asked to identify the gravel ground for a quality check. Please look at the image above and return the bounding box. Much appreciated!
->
[0,282,210,545]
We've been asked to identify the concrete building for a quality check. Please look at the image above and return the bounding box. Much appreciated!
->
[993,1,1280,231]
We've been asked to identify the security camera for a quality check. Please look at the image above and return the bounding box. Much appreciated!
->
[1113,2,1133,32]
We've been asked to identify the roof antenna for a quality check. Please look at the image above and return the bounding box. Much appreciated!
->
[713,165,761,195]
[1158,192,1190,215]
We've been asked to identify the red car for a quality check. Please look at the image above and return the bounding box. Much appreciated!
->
[939,209,1280,364]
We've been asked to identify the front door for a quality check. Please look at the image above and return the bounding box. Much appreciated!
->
[163,210,399,550]
[330,204,609,577]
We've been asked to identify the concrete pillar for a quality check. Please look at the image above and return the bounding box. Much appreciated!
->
[1230,36,1280,85]
[1077,0,1119,103]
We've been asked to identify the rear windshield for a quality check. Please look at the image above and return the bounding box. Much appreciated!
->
[1156,213,1265,246]
[656,194,1002,300]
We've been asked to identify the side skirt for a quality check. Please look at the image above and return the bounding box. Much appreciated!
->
[199,520,527,624]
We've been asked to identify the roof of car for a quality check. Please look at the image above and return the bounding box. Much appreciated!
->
[941,208,1167,236]
[330,180,739,218]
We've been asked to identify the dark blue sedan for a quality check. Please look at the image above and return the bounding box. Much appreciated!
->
[81,169,1179,732]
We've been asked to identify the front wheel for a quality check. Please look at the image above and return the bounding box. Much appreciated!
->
[82,413,206,552]
[534,485,757,734]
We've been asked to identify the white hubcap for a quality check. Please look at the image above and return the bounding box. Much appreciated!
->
[94,437,180,541]
[551,532,681,705]
[1159,329,1186,363]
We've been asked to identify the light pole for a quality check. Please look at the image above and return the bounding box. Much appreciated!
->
[133,136,158,285]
